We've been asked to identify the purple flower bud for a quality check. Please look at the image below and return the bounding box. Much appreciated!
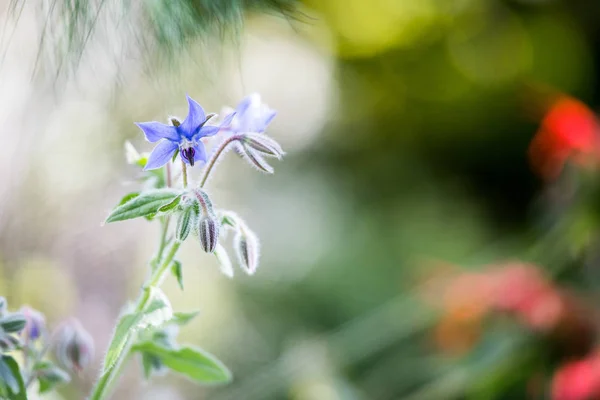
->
[54,319,94,373]
[20,306,45,341]
[243,133,284,159]
[198,215,219,253]
[234,228,260,275]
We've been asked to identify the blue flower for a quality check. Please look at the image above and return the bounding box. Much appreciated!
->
[136,95,219,170]
[221,93,277,135]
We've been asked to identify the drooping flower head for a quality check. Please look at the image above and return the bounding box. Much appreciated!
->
[136,95,219,170]
[221,93,277,135]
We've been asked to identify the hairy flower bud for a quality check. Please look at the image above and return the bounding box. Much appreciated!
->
[243,133,284,159]
[198,215,219,253]
[54,319,94,373]
[234,227,260,275]
[240,146,274,174]
[20,306,45,341]
[175,205,196,242]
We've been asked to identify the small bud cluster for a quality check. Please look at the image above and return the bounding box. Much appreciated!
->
[176,189,221,255]
[0,297,93,397]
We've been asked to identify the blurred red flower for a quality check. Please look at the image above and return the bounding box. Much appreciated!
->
[490,263,565,332]
[552,355,600,400]
[529,97,600,180]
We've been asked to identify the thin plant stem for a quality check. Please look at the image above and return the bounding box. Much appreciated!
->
[199,135,237,188]
[181,160,188,188]
[88,232,182,399]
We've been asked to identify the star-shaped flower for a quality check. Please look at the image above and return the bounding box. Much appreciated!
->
[221,93,277,135]
[136,96,219,170]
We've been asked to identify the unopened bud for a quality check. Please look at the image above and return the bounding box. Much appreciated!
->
[54,319,94,373]
[243,133,284,159]
[0,313,27,333]
[234,227,260,275]
[198,215,219,253]
[176,205,196,242]
[20,306,45,341]
[0,333,21,352]
[240,147,274,174]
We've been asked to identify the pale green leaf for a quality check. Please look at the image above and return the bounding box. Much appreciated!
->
[132,342,231,384]
[106,189,182,223]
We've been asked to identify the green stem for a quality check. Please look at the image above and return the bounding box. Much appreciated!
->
[181,160,188,188]
[199,135,237,188]
[88,241,181,400]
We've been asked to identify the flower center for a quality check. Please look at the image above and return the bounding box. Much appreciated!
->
[181,147,196,166]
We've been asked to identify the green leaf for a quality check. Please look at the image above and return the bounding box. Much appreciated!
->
[141,352,165,380]
[105,189,182,223]
[103,287,175,372]
[158,195,182,213]
[169,311,200,326]
[132,342,231,384]
[102,313,142,373]
[0,356,26,399]
[33,361,70,394]
[0,313,26,333]
[117,192,140,206]
[172,261,183,290]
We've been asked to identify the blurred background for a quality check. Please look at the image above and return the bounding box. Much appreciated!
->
[2,0,600,398]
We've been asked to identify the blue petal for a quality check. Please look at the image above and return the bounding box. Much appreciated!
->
[235,95,254,116]
[180,95,206,139]
[221,112,236,127]
[254,110,277,132]
[193,125,219,141]
[144,140,178,170]
[135,122,179,143]
[263,110,277,127]
[182,142,207,165]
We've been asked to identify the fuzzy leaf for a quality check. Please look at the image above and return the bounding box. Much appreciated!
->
[158,195,182,213]
[171,261,184,290]
[132,342,231,384]
[0,313,26,333]
[33,361,70,394]
[0,356,26,399]
[106,189,181,223]
[169,311,200,326]
[102,288,172,373]
[102,313,142,373]
[117,192,140,206]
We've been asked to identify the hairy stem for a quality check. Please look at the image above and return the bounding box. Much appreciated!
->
[199,135,238,188]
[181,160,188,188]
[88,240,181,400]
